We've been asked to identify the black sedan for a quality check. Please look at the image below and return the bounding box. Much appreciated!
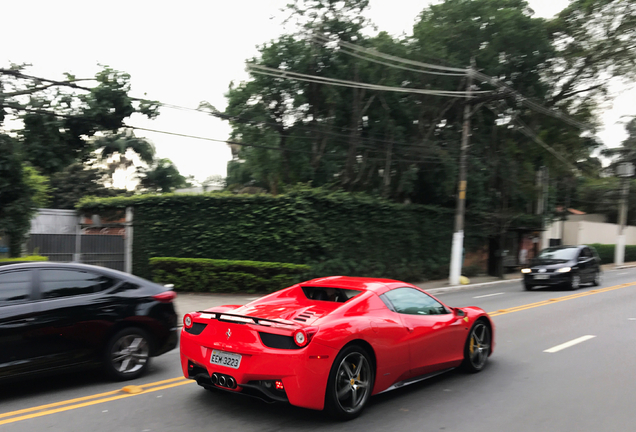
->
[521,245,602,291]
[0,262,178,382]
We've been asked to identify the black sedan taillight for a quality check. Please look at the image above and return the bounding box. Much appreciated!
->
[152,291,177,303]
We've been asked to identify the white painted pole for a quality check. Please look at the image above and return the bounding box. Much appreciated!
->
[615,234,626,266]
[448,60,474,286]
[615,172,631,267]
[125,207,134,274]
[449,231,464,285]
[74,214,82,262]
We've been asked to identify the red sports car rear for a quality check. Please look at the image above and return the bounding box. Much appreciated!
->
[180,276,494,419]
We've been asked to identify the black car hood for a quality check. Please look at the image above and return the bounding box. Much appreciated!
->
[530,259,575,269]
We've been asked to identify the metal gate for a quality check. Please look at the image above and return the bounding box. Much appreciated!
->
[27,234,125,271]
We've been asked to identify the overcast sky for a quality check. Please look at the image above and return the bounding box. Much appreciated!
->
[3,0,634,186]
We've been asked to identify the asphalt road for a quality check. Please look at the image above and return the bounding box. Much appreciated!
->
[2,268,636,431]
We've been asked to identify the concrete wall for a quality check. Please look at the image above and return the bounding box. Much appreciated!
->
[541,221,563,249]
[563,221,581,245]
[543,219,636,246]
[567,214,607,223]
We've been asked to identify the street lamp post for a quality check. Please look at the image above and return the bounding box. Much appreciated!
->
[615,162,634,266]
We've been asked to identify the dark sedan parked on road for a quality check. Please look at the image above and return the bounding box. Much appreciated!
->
[0,262,178,382]
[521,245,602,291]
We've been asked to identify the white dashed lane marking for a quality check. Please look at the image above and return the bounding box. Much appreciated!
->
[473,292,504,299]
[544,335,596,353]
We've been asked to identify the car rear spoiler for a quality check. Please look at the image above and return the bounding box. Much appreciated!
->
[195,311,300,329]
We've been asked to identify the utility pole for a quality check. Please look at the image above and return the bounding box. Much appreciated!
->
[615,162,634,266]
[449,58,474,286]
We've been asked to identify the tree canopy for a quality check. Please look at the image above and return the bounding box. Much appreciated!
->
[219,0,635,248]
[0,65,191,254]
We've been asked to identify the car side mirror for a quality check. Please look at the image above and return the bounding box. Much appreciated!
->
[454,308,466,317]
[577,257,585,262]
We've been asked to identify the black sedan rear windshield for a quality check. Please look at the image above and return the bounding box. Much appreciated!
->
[537,247,578,261]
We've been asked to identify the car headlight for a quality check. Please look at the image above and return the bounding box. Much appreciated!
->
[521,268,531,274]
[557,267,572,273]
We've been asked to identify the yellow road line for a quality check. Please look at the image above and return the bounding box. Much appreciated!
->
[0,377,190,425]
[489,281,636,317]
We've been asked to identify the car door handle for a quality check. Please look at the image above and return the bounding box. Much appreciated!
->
[406,327,414,333]
[99,307,115,313]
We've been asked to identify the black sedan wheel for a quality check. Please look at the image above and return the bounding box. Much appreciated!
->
[325,345,375,420]
[569,274,581,290]
[592,271,601,286]
[104,328,151,381]
[462,320,491,373]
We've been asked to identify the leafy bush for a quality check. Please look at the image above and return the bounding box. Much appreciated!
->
[0,255,48,263]
[79,189,486,281]
[150,257,311,293]
[588,243,636,264]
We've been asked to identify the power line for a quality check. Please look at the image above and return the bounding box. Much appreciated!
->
[127,125,457,163]
[247,64,489,98]
[331,44,467,77]
[313,34,468,73]
[473,70,592,131]
[316,37,593,131]
[138,98,463,153]
[485,101,580,174]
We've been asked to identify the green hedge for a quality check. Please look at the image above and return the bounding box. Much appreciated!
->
[0,255,48,263]
[78,189,486,281]
[588,244,636,264]
[150,257,310,293]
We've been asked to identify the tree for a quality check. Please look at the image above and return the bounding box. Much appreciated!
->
[201,175,225,191]
[212,0,636,278]
[48,163,129,209]
[137,158,190,193]
[0,65,161,248]
[0,135,38,256]
[1,65,159,176]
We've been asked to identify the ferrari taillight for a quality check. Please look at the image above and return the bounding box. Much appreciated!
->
[293,330,307,347]
[184,313,194,329]
[293,327,318,347]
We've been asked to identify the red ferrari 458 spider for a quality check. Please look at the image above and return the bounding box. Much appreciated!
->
[180,276,494,419]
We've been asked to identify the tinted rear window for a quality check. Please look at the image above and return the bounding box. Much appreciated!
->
[301,287,361,303]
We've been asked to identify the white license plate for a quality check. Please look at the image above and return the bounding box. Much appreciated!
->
[534,274,549,280]
[210,349,242,369]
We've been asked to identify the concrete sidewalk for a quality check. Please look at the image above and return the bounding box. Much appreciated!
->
[173,262,636,317]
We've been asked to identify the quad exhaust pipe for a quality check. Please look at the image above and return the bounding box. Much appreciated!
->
[211,373,237,389]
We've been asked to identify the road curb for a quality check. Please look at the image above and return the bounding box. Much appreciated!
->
[426,278,522,295]
[614,264,636,270]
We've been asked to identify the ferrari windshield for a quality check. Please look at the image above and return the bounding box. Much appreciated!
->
[536,247,578,262]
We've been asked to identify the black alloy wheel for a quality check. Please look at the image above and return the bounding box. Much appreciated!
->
[462,320,491,373]
[569,273,581,290]
[104,328,151,381]
[325,345,375,420]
